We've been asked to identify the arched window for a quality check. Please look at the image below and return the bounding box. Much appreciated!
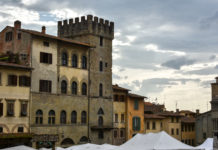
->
[81,111,87,124]
[71,81,77,95]
[48,110,55,125]
[82,83,87,95]
[61,80,67,94]
[98,108,104,115]
[71,111,77,124]
[72,54,77,68]
[99,61,103,72]
[98,116,103,126]
[99,83,103,97]
[60,110,66,124]
[82,56,87,69]
[36,109,43,124]
[62,52,68,66]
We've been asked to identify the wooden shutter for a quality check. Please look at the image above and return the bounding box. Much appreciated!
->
[48,54,52,64]
[138,117,141,131]
[40,52,43,63]
[0,103,3,116]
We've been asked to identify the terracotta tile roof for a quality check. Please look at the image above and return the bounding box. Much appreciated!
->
[157,111,183,117]
[144,114,166,119]
[128,93,147,99]
[181,117,196,123]
[0,62,32,70]
[19,28,95,48]
[144,102,153,106]
[179,110,196,114]
[112,84,130,91]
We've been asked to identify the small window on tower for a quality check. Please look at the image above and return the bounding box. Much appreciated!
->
[100,36,103,46]
[43,41,49,47]
[18,33,21,40]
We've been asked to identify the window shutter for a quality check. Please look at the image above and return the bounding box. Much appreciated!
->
[138,117,141,131]
[48,54,52,64]
[0,103,3,116]
[132,117,135,130]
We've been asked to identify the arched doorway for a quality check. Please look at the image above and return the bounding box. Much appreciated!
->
[61,138,74,148]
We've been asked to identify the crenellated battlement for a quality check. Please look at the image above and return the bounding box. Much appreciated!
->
[58,15,114,39]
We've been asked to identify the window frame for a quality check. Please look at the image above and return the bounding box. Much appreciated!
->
[39,80,52,93]
[5,32,13,42]
[8,75,17,86]
[19,76,31,87]
[40,52,52,64]
[71,111,77,124]
[61,80,67,94]
[35,109,43,124]
[81,111,87,124]
[82,83,87,95]
[71,81,77,95]
[60,110,67,124]
[72,54,78,68]
[62,52,68,66]
[48,110,55,125]
[6,100,15,117]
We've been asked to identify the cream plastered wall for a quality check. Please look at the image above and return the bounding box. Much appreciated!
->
[113,102,126,128]
[31,37,58,94]
[0,68,30,133]
[162,117,181,140]
[144,119,163,133]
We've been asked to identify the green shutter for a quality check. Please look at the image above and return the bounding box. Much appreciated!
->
[138,117,141,131]
[132,117,135,130]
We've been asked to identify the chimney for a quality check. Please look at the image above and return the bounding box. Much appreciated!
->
[176,109,179,113]
[196,109,200,115]
[14,20,21,29]
[41,26,46,34]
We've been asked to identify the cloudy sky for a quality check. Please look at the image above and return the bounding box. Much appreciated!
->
[1,0,218,112]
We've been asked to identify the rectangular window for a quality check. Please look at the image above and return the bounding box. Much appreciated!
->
[120,95,125,102]
[120,130,124,138]
[0,102,3,116]
[171,117,174,123]
[18,33,21,40]
[0,127,2,133]
[98,130,104,139]
[100,36,103,46]
[160,122,163,128]
[43,41,49,47]
[99,61,103,72]
[176,128,179,135]
[171,128,174,135]
[115,114,118,123]
[134,100,139,110]
[147,121,150,129]
[40,52,52,64]
[114,130,117,138]
[176,117,179,123]
[8,75,17,86]
[39,80,52,93]
[114,95,118,101]
[152,122,156,130]
[18,127,23,133]
[19,76,30,87]
[20,53,28,61]
[5,32,12,41]
[121,114,125,123]
[133,117,141,131]
[7,101,14,116]
[20,101,27,117]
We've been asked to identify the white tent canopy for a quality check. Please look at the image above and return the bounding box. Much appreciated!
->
[117,131,204,150]
[195,138,213,150]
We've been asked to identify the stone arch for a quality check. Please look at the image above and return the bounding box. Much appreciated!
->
[97,108,104,115]
[0,124,10,133]
[79,136,89,143]
[61,138,75,148]
[12,124,28,133]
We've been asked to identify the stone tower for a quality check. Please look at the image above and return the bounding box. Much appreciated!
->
[57,15,114,144]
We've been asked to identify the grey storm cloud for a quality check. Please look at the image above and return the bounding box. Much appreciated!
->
[161,57,196,70]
